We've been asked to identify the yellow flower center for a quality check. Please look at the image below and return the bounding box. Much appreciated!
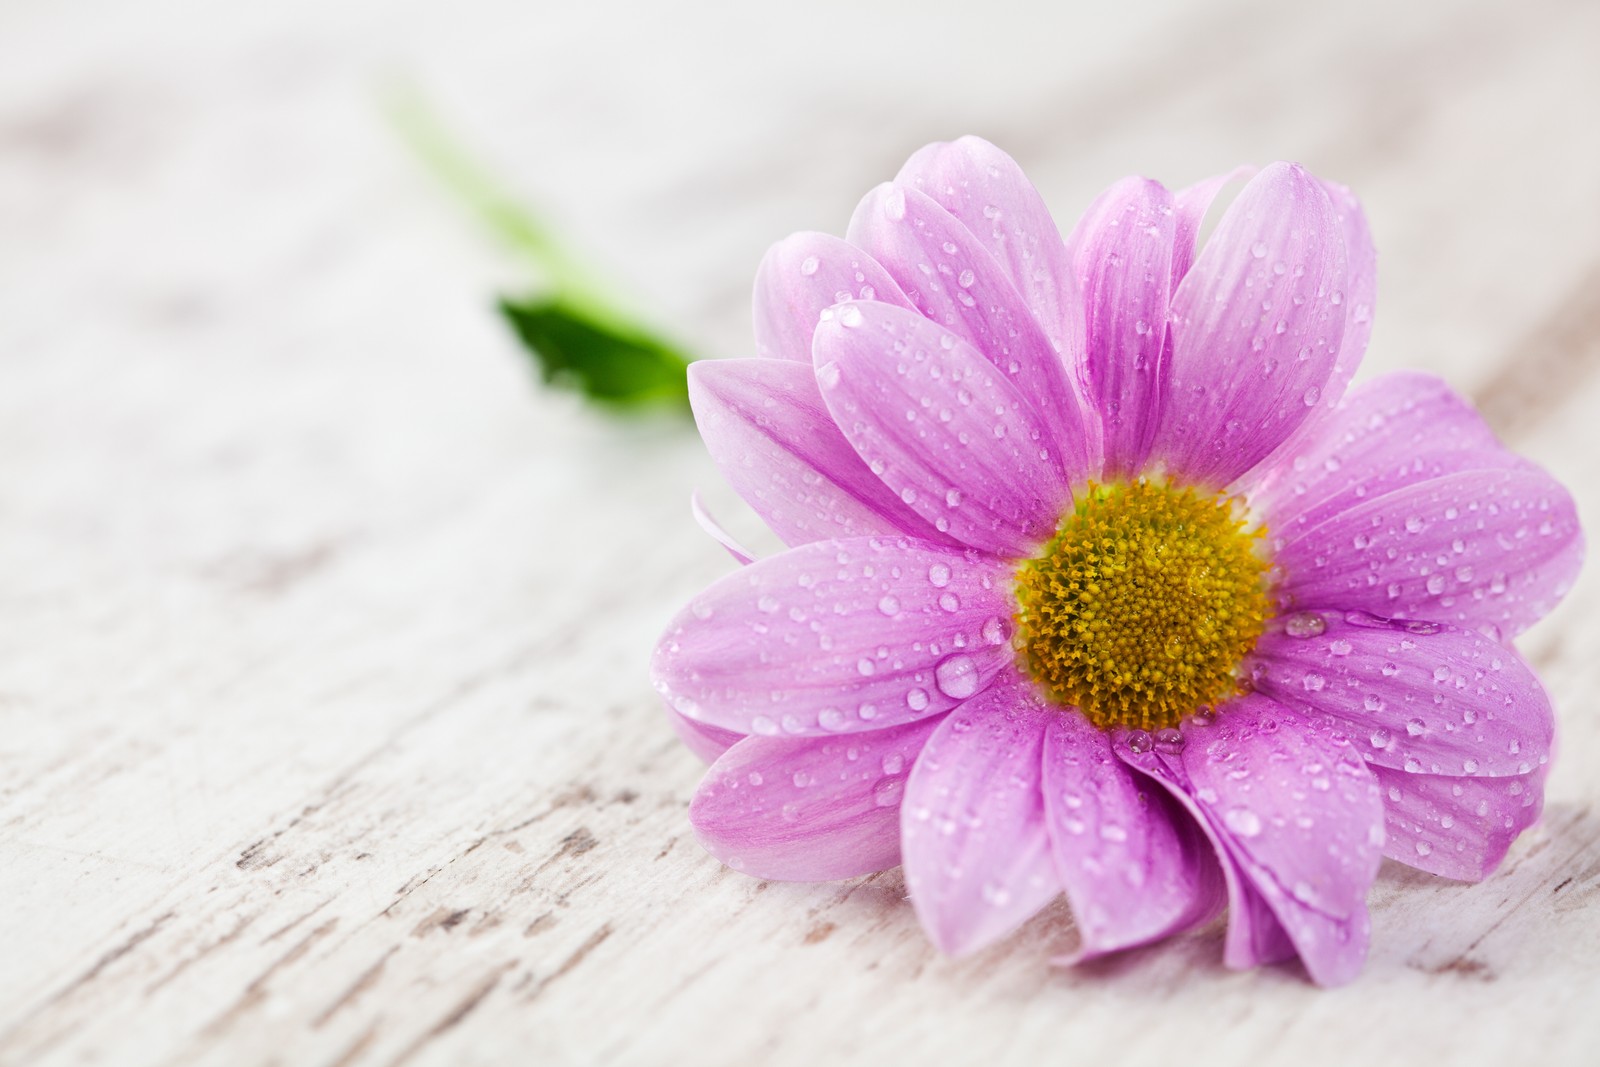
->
[1014,479,1272,732]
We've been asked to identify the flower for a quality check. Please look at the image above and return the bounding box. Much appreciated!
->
[651,137,1583,985]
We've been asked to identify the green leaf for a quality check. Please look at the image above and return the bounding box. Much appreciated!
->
[500,295,694,409]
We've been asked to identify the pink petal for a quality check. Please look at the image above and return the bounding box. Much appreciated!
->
[1066,177,1176,478]
[1178,696,1384,986]
[652,536,1016,737]
[1251,612,1553,778]
[1244,372,1511,535]
[894,136,1078,357]
[1170,166,1256,286]
[1313,178,1377,419]
[690,490,756,566]
[1273,467,1583,639]
[901,670,1062,955]
[1150,163,1348,488]
[688,357,947,546]
[689,718,941,881]
[666,702,744,763]
[846,182,1090,470]
[1113,741,1298,971]
[813,301,1072,558]
[1041,711,1225,961]
[1375,765,1546,882]
[752,232,914,362]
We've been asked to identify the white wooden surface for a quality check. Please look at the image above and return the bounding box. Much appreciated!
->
[3,0,1600,1063]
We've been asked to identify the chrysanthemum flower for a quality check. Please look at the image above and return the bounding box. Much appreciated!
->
[651,138,1583,985]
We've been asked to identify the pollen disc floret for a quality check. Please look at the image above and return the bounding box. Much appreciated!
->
[1015,479,1272,732]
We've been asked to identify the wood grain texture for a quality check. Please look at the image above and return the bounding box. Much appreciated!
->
[2,0,1599,1063]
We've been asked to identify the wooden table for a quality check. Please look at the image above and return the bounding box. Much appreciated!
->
[3,0,1598,1063]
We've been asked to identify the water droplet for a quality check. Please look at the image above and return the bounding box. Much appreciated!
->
[819,708,849,732]
[938,592,961,613]
[1284,612,1326,638]
[906,688,930,711]
[1369,727,1392,748]
[1224,808,1263,837]
[1302,672,1326,692]
[981,617,1008,645]
[882,188,907,221]
[945,488,963,508]
[934,654,980,699]
[1251,241,1269,259]
[878,595,901,616]
[837,304,863,328]
[1124,730,1153,754]
[1302,385,1321,406]
[928,563,951,587]
[873,776,904,807]
[1154,728,1185,753]
[800,255,820,276]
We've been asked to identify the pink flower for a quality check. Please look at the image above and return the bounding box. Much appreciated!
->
[651,138,1583,985]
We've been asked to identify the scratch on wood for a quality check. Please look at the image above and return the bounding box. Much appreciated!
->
[532,827,599,877]
[262,897,333,944]
[328,1020,382,1067]
[411,908,471,937]
[203,918,338,1036]
[385,962,515,1067]
[145,912,258,994]
[17,910,176,1023]
[526,924,613,1000]
[802,921,836,946]
[313,947,397,1028]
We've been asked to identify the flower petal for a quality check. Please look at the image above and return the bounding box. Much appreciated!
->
[1170,165,1255,286]
[752,232,914,362]
[901,671,1061,955]
[1273,467,1583,639]
[652,536,1016,737]
[1181,696,1384,986]
[1244,372,1511,535]
[1313,178,1377,418]
[689,718,940,881]
[894,136,1077,356]
[688,357,947,546]
[813,301,1072,558]
[1113,740,1297,970]
[1374,765,1546,882]
[1066,177,1176,478]
[846,182,1090,471]
[1150,163,1348,487]
[666,702,744,763]
[1041,711,1225,961]
[1251,612,1553,778]
[691,490,755,565]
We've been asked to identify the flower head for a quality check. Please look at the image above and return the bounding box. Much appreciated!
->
[652,138,1583,985]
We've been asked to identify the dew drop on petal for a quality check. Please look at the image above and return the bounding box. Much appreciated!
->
[934,654,980,699]
[1283,612,1326,638]
[1224,808,1263,837]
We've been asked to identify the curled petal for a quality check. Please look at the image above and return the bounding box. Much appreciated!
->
[652,537,1016,737]
[1244,372,1512,534]
[1374,765,1546,882]
[690,718,940,881]
[1170,165,1256,286]
[1066,177,1176,478]
[901,671,1061,955]
[691,490,755,566]
[1119,696,1385,986]
[1041,711,1225,961]
[846,182,1090,470]
[1151,163,1348,487]
[1313,178,1377,417]
[1252,613,1553,778]
[814,301,1072,558]
[666,702,744,764]
[753,232,914,362]
[688,358,947,546]
[1274,466,1583,639]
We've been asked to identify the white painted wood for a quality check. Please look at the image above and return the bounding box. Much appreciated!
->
[2,0,1598,1063]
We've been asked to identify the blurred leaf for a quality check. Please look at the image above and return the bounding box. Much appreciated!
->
[500,295,693,409]
[388,83,698,413]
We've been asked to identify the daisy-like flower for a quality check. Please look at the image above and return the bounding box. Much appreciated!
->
[651,138,1583,985]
